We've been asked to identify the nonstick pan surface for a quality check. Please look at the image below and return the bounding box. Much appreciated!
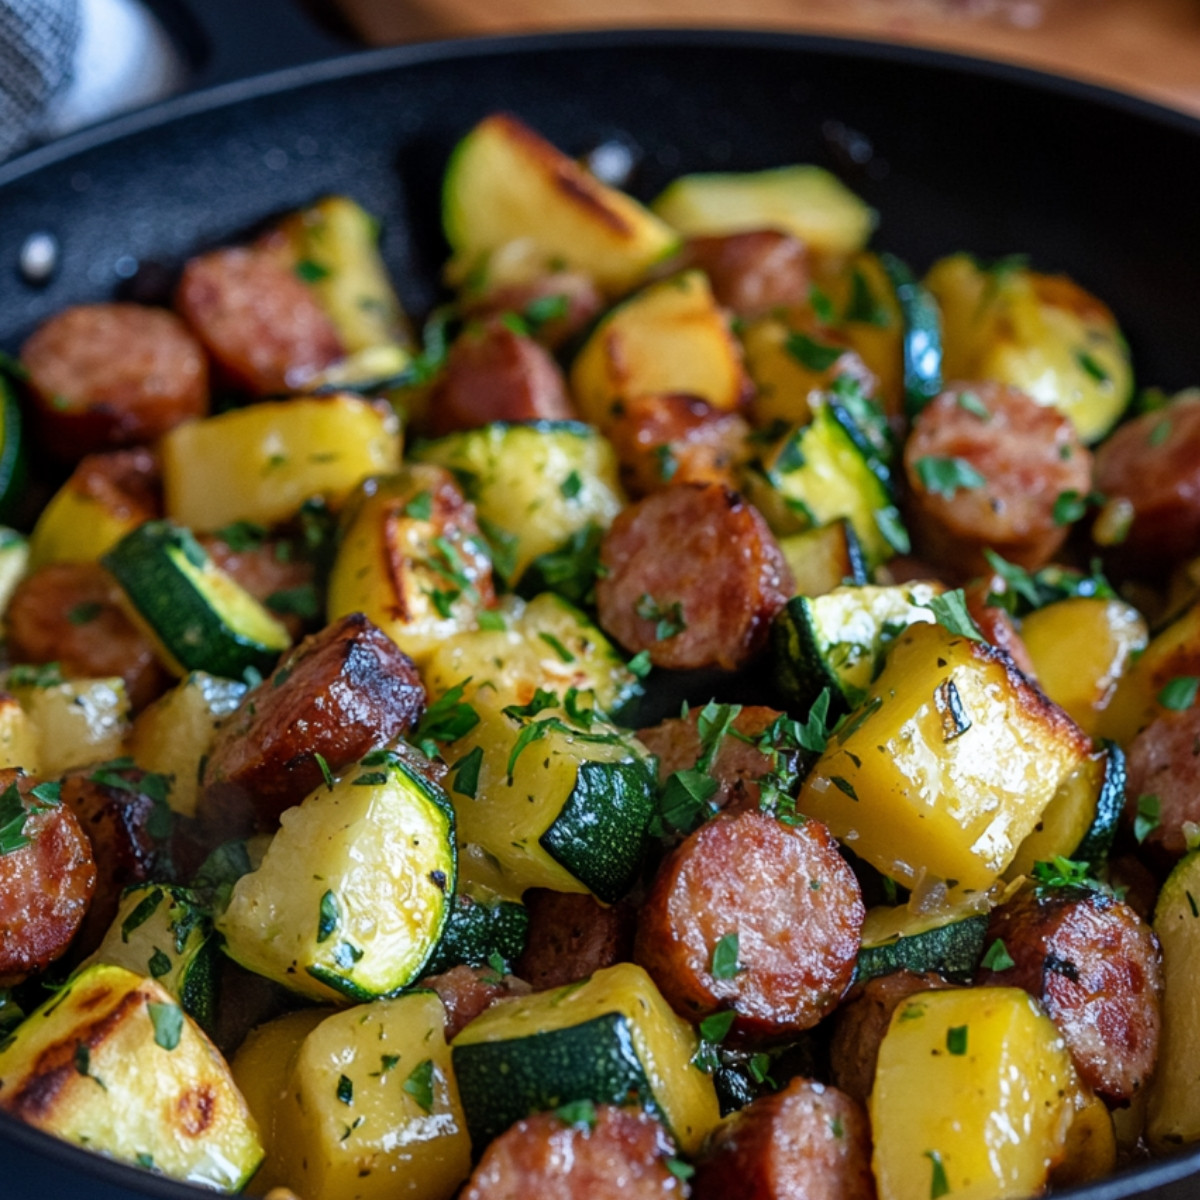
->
[2,23,1200,1200]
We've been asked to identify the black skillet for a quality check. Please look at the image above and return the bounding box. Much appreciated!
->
[3,2,1200,1196]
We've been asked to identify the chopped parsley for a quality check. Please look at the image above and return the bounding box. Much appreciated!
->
[698,1010,736,1044]
[553,1098,598,1130]
[538,632,576,663]
[955,390,991,420]
[1135,794,1161,844]
[635,593,686,641]
[450,745,484,800]
[266,584,320,619]
[559,469,583,500]
[1076,349,1110,384]
[404,490,434,520]
[67,601,103,626]
[121,888,165,941]
[317,890,340,943]
[337,1074,354,1105]
[1159,677,1199,711]
[925,1149,951,1199]
[402,1058,435,1113]
[0,781,29,855]
[786,331,843,372]
[315,752,335,790]
[414,680,480,756]
[844,266,891,327]
[914,455,985,500]
[921,589,985,643]
[148,1001,183,1051]
[946,1025,968,1056]
[710,932,741,981]
[980,938,1015,972]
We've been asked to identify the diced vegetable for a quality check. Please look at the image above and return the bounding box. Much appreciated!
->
[797,622,1090,891]
[880,252,943,417]
[103,521,291,680]
[451,962,719,1154]
[9,674,129,775]
[871,987,1077,1200]
[161,394,401,532]
[570,270,749,428]
[856,896,990,985]
[779,520,868,598]
[0,692,38,772]
[0,963,262,1191]
[443,113,678,297]
[29,471,141,569]
[218,750,456,1003]
[0,528,28,616]
[651,164,876,256]
[1052,1090,1117,1188]
[423,884,530,975]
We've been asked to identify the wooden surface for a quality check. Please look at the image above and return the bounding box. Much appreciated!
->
[333,0,1200,116]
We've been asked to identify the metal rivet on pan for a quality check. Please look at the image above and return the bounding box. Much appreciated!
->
[19,232,59,285]
[114,255,139,279]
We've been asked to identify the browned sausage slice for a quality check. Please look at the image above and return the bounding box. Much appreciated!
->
[596,483,792,671]
[1094,395,1200,573]
[635,810,864,1039]
[670,230,810,319]
[466,270,605,351]
[606,393,750,499]
[964,577,1038,680]
[975,887,1163,1103]
[638,705,797,818]
[69,446,162,524]
[20,304,208,459]
[175,246,343,395]
[1124,706,1200,860]
[61,765,169,960]
[829,971,957,1105]
[903,382,1091,578]
[419,964,531,1040]
[691,1078,877,1200]
[0,771,96,985]
[461,1104,682,1200]
[6,562,169,711]
[200,612,426,834]
[516,889,636,991]
[426,317,576,436]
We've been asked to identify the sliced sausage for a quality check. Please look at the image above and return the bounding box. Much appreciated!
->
[462,1104,683,1200]
[175,246,343,395]
[596,483,792,672]
[20,304,208,459]
[5,562,169,711]
[903,382,1092,578]
[964,577,1038,680]
[516,889,636,991]
[1124,706,1200,860]
[0,771,96,985]
[638,705,799,819]
[61,765,169,960]
[466,269,605,351]
[606,393,750,498]
[200,613,426,834]
[691,1078,876,1200]
[829,971,957,1105]
[1094,395,1200,574]
[69,446,162,524]
[975,887,1163,1103]
[669,230,810,319]
[200,535,318,641]
[635,810,864,1039]
[426,317,576,436]
[419,964,531,1040]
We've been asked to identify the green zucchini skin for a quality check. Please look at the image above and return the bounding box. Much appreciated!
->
[423,891,530,975]
[881,252,943,418]
[452,1012,657,1151]
[0,376,27,523]
[1075,742,1125,869]
[855,914,989,985]
[540,759,657,905]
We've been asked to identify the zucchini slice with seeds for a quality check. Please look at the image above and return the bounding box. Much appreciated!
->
[103,521,290,680]
[451,962,720,1155]
[217,749,456,1004]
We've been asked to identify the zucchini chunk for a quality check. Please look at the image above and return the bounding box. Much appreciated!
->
[443,696,656,904]
[926,252,1133,443]
[880,252,943,417]
[569,270,750,428]
[127,672,247,818]
[424,883,530,975]
[238,992,471,1200]
[855,895,991,985]
[779,520,867,599]
[0,692,37,772]
[161,394,401,532]
[740,400,905,568]
[0,527,28,617]
[8,673,129,776]
[103,521,291,680]
[871,987,1077,1200]
[451,961,719,1155]
[422,592,641,717]
[1005,744,1124,880]
[1147,850,1200,1150]
[411,420,625,586]
[0,963,262,1191]
[83,884,219,1031]
[442,113,678,298]
[798,622,1090,891]
[771,581,942,713]
[326,465,497,667]
[217,749,456,1004]
[0,374,26,524]
[651,164,876,256]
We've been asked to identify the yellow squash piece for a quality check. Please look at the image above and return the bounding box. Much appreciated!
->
[569,270,750,428]
[162,394,401,532]
[0,691,38,771]
[1051,1090,1117,1189]
[871,987,1077,1200]
[239,994,471,1200]
[797,623,1089,891]
[926,253,1132,443]
[0,964,262,1191]
[443,113,678,298]
[28,474,143,568]
[9,674,129,776]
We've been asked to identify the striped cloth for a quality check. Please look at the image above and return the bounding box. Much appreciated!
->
[0,0,80,160]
